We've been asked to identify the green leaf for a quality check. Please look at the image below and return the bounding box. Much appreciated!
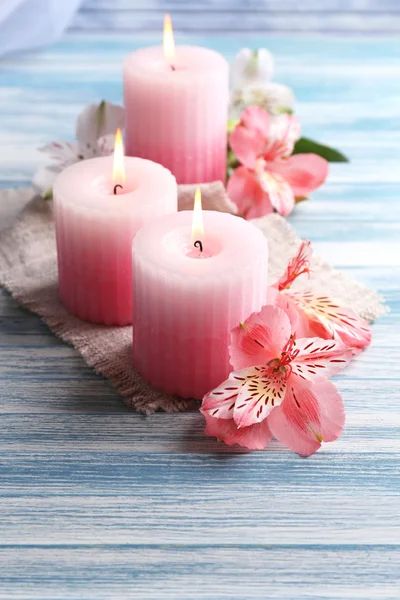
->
[96,100,106,139]
[292,137,349,163]
[43,188,53,201]
[274,105,294,115]
[227,148,240,170]
[227,118,239,134]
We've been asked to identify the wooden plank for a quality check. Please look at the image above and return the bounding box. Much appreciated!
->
[0,26,399,600]
[73,0,400,35]
[71,11,400,34]
[1,407,400,452]
[1,448,399,546]
[1,546,399,600]
[81,0,400,12]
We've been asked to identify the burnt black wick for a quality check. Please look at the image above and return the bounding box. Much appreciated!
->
[113,184,123,195]
[194,240,203,253]
[171,64,176,71]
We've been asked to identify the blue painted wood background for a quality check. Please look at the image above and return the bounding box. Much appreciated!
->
[0,1,399,598]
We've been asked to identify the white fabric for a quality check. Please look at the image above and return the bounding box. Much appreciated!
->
[0,0,82,58]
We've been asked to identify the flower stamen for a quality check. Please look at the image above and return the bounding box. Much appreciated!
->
[276,240,312,291]
[266,334,299,378]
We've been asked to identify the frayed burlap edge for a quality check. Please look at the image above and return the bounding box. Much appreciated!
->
[0,188,388,413]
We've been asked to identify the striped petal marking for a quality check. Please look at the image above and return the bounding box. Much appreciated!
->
[233,367,287,428]
[290,337,352,381]
[201,367,264,420]
[290,291,372,350]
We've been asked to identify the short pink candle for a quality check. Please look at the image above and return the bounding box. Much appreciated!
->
[123,39,229,184]
[53,155,177,325]
[131,210,269,399]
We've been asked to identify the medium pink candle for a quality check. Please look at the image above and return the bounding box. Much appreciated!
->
[53,142,177,326]
[123,16,229,185]
[132,193,269,399]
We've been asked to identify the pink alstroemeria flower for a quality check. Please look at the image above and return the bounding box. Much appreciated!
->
[227,106,329,218]
[201,305,352,456]
[270,240,372,352]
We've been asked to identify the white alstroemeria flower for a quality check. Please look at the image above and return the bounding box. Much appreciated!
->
[229,82,296,120]
[32,100,124,199]
[230,48,275,89]
[229,48,296,119]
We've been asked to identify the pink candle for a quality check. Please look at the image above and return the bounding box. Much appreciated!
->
[131,196,269,399]
[123,16,229,185]
[53,148,177,326]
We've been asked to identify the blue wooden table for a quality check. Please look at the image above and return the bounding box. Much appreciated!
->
[0,2,399,598]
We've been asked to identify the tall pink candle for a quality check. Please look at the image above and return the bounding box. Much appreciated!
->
[132,210,269,399]
[123,43,229,185]
[53,155,177,326]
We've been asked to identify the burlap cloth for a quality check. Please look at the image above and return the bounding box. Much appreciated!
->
[0,184,387,413]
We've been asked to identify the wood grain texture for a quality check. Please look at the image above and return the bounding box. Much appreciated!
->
[0,2,399,598]
[74,0,400,34]
[2,546,399,600]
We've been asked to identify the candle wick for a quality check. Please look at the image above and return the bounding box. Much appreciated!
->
[113,184,123,195]
[194,240,203,253]
[170,64,176,71]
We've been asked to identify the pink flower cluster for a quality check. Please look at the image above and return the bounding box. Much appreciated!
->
[227,106,329,218]
[200,241,372,456]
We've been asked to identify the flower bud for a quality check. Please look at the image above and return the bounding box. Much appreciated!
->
[230,48,275,89]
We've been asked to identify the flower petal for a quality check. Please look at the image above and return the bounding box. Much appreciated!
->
[268,287,310,338]
[202,412,273,450]
[229,82,296,120]
[290,291,372,352]
[39,140,79,167]
[265,114,301,159]
[230,48,275,89]
[201,366,268,419]
[269,153,329,198]
[229,123,264,169]
[291,337,352,381]
[259,169,295,216]
[76,101,124,145]
[268,378,345,456]
[201,376,243,420]
[227,165,273,219]
[233,368,287,427]
[240,105,271,138]
[32,165,60,198]
[230,305,292,370]
[96,133,116,156]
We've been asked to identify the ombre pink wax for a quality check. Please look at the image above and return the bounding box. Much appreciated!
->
[123,46,229,184]
[132,211,269,400]
[53,156,177,325]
